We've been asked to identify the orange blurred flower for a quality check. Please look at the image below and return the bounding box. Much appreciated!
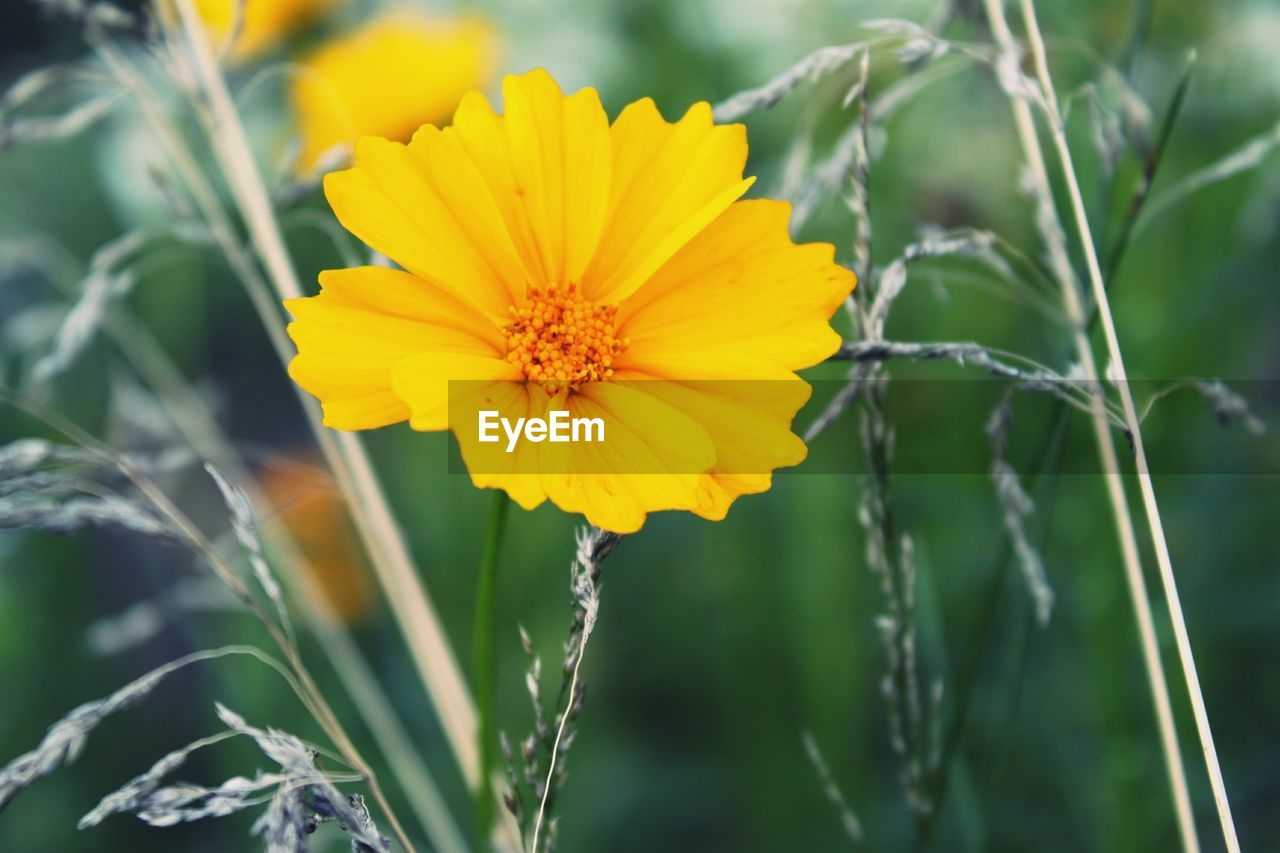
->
[257,454,375,624]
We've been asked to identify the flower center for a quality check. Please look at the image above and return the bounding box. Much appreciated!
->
[503,283,628,393]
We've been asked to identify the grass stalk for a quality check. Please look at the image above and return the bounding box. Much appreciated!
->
[1015,1,1239,848]
[0,387,415,851]
[166,1,518,831]
[95,303,466,852]
[982,1,1200,850]
[473,491,511,845]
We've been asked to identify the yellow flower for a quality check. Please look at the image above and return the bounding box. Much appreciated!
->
[286,69,855,533]
[189,0,338,60]
[291,12,497,172]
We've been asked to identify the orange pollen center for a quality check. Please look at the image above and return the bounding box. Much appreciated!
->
[503,283,628,392]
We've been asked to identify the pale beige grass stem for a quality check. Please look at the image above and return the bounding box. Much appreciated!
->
[94,29,468,836]
[1016,1,1240,849]
[168,0,476,776]
[981,4,1199,850]
[99,304,466,853]
[169,3,525,846]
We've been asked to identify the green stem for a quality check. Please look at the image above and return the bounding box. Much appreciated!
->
[473,490,511,847]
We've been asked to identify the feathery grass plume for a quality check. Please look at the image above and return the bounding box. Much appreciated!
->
[1080,84,1127,178]
[254,775,310,853]
[505,527,618,852]
[1138,117,1280,234]
[857,385,943,832]
[986,392,1053,625]
[983,4,1205,848]
[0,389,416,848]
[710,17,985,127]
[712,43,867,122]
[0,74,123,151]
[129,771,295,828]
[60,50,463,811]
[0,436,178,538]
[215,704,389,852]
[808,225,1129,442]
[77,731,238,829]
[29,226,214,382]
[32,267,136,383]
[0,5,129,146]
[782,24,993,233]
[0,490,175,537]
[1103,50,1195,282]
[800,732,864,845]
[83,702,386,850]
[1139,380,1267,435]
[789,82,866,233]
[206,463,294,644]
[0,646,259,813]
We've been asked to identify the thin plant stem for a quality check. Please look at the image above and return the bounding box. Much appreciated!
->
[473,491,511,846]
[93,301,465,852]
[0,387,415,852]
[172,0,483,777]
[983,1,1199,850]
[1097,50,1196,312]
[92,24,475,845]
[164,11,526,847]
[532,589,590,853]
[1016,1,1239,849]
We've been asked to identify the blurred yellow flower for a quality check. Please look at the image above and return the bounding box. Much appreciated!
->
[285,69,854,532]
[291,12,497,172]
[258,455,375,624]
[189,0,338,60]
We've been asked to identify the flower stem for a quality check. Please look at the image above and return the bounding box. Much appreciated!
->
[474,490,511,846]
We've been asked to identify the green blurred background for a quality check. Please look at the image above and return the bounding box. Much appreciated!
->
[1,0,1278,850]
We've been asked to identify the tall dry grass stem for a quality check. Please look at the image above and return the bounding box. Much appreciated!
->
[1015,1,1239,848]
[981,1,1199,849]
[71,34,464,844]
[165,7,525,848]
[96,296,465,851]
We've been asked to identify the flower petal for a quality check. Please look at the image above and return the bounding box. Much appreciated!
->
[450,379,553,510]
[624,378,811,521]
[286,266,500,430]
[616,199,855,375]
[536,383,717,532]
[693,473,775,521]
[448,91,546,287]
[582,99,753,304]
[499,69,613,287]
[390,351,524,431]
[324,134,522,323]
